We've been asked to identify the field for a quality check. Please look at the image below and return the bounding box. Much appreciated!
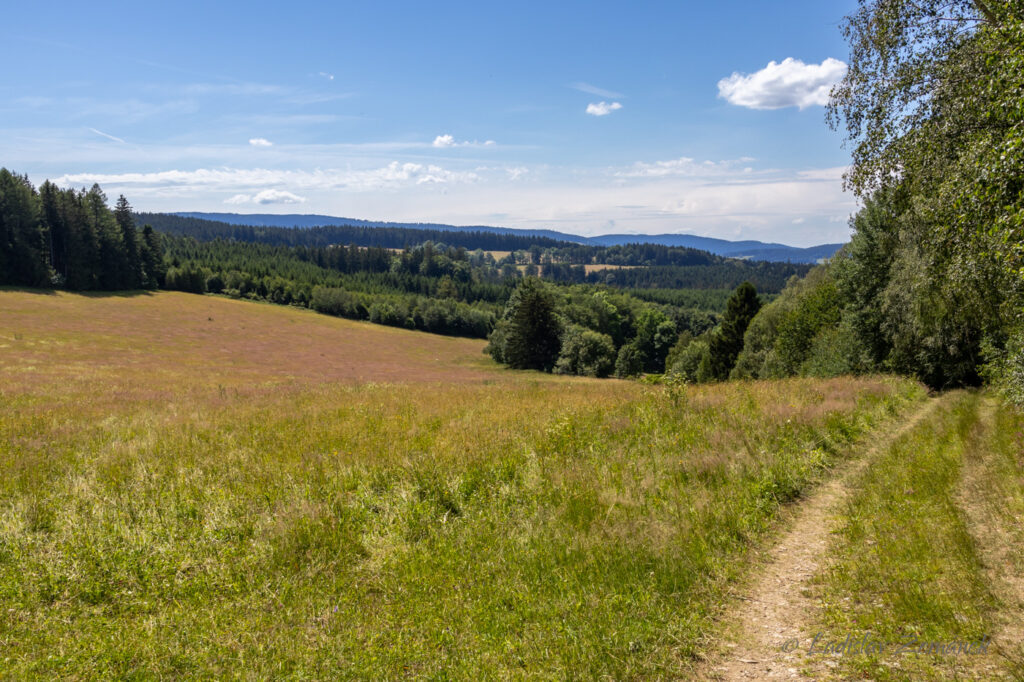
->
[1,290,1020,679]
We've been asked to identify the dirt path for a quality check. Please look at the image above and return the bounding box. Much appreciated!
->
[700,399,938,681]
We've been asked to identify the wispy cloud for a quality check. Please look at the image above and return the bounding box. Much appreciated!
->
[585,101,622,116]
[614,156,750,178]
[54,162,480,195]
[87,127,126,144]
[717,57,847,110]
[318,71,335,81]
[225,189,306,205]
[570,82,623,99]
[249,138,273,147]
[178,82,286,96]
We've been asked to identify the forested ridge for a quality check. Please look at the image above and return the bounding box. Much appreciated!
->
[139,212,575,252]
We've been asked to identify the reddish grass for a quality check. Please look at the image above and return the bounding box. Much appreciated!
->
[0,289,502,398]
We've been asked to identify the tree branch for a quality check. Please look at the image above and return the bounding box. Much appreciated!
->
[972,0,999,25]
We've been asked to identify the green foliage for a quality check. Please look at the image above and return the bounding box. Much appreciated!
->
[771,276,842,377]
[705,282,761,381]
[632,308,677,373]
[494,278,562,372]
[667,338,710,383]
[614,343,644,378]
[825,0,1024,395]
[554,325,616,378]
[164,264,208,294]
[0,169,48,287]
[800,317,870,378]
[0,170,164,291]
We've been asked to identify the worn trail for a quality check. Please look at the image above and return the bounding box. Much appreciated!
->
[701,399,938,681]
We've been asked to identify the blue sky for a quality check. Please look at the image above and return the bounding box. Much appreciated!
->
[1,0,860,246]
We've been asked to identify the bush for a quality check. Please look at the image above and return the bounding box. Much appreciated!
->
[667,339,710,383]
[554,326,616,377]
[614,343,644,378]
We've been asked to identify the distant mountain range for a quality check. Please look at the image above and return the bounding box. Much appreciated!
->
[173,212,845,264]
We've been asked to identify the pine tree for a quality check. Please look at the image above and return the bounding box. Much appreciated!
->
[139,225,166,288]
[114,195,143,288]
[707,281,761,380]
[0,169,47,286]
[502,277,562,372]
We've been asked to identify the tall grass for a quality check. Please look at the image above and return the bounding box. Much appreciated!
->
[0,290,924,678]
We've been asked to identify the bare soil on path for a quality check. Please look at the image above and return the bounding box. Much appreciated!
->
[699,400,939,681]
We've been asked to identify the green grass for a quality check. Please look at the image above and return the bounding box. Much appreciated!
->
[0,290,926,678]
[813,392,1024,680]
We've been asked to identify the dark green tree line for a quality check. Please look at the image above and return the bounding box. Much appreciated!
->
[0,169,164,290]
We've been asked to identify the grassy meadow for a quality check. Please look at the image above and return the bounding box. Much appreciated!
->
[0,290,926,678]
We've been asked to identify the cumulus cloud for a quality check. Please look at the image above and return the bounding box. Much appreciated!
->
[433,134,497,148]
[249,137,273,147]
[225,189,306,205]
[717,58,847,110]
[586,101,623,116]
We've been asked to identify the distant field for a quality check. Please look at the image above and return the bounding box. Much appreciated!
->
[0,289,925,678]
[0,289,496,396]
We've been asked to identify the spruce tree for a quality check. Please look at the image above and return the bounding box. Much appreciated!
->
[502,277,562,372]
[707,281,761,380]
[114,195,143,288]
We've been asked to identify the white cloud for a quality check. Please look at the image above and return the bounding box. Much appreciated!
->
[506,167,529,181]
[585,101,623,116]
[318,71,335,81]
[225,189,306,205]
[717,57,847,110]
[570,82,623,98]
[432,134,497,148]
[585,100,622,115]
[55,162,479,195]
[249,138,273,147]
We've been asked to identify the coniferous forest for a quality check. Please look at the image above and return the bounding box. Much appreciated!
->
[0,169,164,291]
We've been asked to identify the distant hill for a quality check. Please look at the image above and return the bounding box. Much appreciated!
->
[172,212,844,263]
[586,234,844,263]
